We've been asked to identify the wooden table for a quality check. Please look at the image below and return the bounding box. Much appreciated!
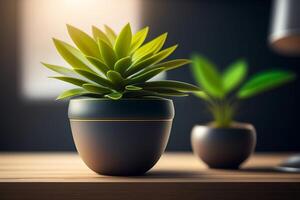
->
[0,153,299,200]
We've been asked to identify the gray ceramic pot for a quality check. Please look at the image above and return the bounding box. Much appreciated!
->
[191,123,256,169]
[68,98,174,176]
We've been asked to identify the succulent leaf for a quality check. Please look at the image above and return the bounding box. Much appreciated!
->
[56,88,88,100]
[98,39,117,68]
[114,56,132,74]
[53,38,94,73]
[114,23,132,59]
[105,92,123,100]
[125,85,143,91]
[74,68,113,88]
[67,25,101,58]
[127,68,164,85]
[92,26,112,46]
[132,33,167,61]
[86,56,110,74]
[132,53,154,66]
[106,70,124,89]
[125,45,178,77]
[130,26,149,53]
[144,88,189,97]
[82,83,111,94]
[42,63,77,77]
[137,59,191,75]
[136,80,200,92]
[125,89,187,98]
[50,76,88,87]
[104,25,117,44]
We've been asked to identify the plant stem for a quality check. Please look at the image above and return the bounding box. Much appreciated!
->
[209,97,235,128]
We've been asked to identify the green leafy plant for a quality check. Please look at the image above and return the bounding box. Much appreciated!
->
[42,23,200,100]
[191,54,296,128]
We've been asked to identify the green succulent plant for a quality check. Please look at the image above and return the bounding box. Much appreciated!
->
[191,55,296,128]
[42,23,200,100]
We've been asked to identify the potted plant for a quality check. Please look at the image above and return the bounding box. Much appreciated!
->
[190,55,296,169]
[42,23,199,176]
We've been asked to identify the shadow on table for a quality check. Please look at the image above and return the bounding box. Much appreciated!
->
[126,166,299,179]
[240,166,300,173]
[143,170,204,178]
[142,167,299,178]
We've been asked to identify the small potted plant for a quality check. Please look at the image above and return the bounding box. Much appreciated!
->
[42,23,199,176]
[190,55,296,169]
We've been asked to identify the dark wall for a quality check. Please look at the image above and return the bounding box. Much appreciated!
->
[0,0,299,152]
[0,0,73,151]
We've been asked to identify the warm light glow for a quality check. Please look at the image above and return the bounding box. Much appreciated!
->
[19,0,141,100]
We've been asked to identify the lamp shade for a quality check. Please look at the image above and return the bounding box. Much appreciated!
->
[269,0,300,55]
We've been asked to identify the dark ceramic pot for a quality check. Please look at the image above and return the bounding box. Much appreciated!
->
[68,98,174,176]
[191,123,256,169]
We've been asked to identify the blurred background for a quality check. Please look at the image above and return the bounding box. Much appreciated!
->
[0,0,299,152]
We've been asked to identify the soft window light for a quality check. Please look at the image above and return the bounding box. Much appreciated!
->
[19,0,141,100]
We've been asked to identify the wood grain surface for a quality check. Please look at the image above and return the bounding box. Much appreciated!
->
[0,153,299,200]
